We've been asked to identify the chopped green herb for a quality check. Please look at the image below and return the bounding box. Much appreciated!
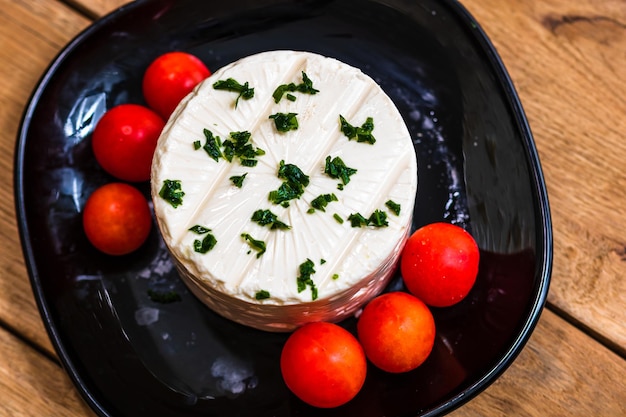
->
[339,114,357,138]
[348,212,368,227]
[333,213,344,224]
[309,193,338,213]
[269,183,301,206]
[272,71,319,103]
[348,210,389,228]
[159,179,185,208]
[213,78,254,107]
[320,259,326,264]
[231,130,250,141]
[189,225,217,253]
[368,209,389,227]
[222,131,265,166]
[251,209,291,230]
[230,173,247,188]
[269,112,299,132]
[241,233,266,258]
[194,234,217,254]
[255,290,271,300]
[222,141,235,162]
[278,160,309,186]
[147,289,182,303]
[297,258,318,300]
[272,84,295,103]
[189,225,211,234]
[240,159,258,167]
[332,273,339,280]
[339,115,376,144]
[233,131,265,161]
[359,117,375,143]
[299,72,319,95]
[193,140,201,150]
[324,156,357,185]
[269,161,310,205]
[385,199,401,216]
[200,128,223,162]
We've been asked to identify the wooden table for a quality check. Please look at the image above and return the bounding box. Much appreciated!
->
[1,0,624,415]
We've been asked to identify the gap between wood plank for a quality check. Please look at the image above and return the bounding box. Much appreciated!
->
[59,0,99,21]
[0,316,60,366]
[546,301,626,360]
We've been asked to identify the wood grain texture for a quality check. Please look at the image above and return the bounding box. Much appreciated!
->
[461,0,626,352]
[452,310,626,416]
[0,0,89,354]
[0,0,625,416]
[0,326,95,417]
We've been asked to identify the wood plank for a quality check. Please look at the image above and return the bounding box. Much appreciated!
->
[452,309,626,416]
[0,0,90,354]
[1,0,624,416]
[0,326,95,416]
[461,0,626,351]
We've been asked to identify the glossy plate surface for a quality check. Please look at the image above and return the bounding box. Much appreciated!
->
[14,0,552,416]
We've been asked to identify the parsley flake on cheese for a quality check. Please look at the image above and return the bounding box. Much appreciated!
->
[212,78,254,108]
[385,199,402,215]
[241,233,266,258]
[272,71,319,103]
[189,225,218,254]
[307,193,338,213]
[339,115,376,144]
[269,161,310,206]
[255,290,271,300]
[269,112,299,132]
[251,209,291,230]
[159,179,185,208]
[230,173,247,188]
[324,156,357,186]
[297,258,318,301]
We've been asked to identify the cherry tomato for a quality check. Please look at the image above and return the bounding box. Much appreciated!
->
[357,292,435,373]
[82,183,152,255]
[92,104,164,182]
[280,322,367,408]
[400,222,479,307]
[142,51,211,120]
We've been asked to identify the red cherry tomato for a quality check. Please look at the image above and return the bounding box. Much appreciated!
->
[142,51,211,120]
[357,292,435,373]
[280,322,367,408]
[92,104,164,182]
[83,183,152,255]
[400,222,479,307]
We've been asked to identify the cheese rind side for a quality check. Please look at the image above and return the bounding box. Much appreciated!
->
[151,50,417,331]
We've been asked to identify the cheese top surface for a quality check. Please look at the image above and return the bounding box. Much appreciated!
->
[151,50,417,306]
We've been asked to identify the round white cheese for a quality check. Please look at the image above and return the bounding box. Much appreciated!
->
[151,50,417,331]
